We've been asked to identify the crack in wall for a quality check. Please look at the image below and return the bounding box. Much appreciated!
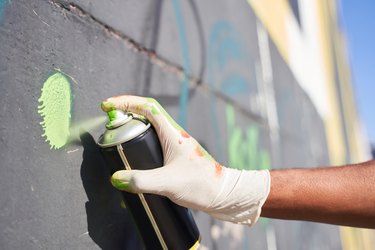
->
[50,0,265,124]
[51,0,200,84]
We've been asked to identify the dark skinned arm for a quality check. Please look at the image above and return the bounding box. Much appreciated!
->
[261,160,375,229]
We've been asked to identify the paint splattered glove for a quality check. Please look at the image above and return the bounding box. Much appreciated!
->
[101,95,271,226]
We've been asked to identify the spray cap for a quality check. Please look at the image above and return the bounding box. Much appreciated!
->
[106,110,132,129]
[98,114,150,148]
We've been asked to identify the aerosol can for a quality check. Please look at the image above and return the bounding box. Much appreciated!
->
[97,110,200,250]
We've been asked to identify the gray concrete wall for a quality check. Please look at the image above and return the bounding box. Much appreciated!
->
[0,0,342,249]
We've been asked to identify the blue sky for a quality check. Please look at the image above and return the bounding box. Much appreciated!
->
[340,1,375,146]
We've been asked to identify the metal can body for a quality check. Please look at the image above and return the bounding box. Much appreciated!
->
[98,115,200,250]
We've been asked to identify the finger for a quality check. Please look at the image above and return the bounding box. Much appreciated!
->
[102,95,165,121]
[111,168,169,195]
[102,95,148,114]
[102,95,184,140]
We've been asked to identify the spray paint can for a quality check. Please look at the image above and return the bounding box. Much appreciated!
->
[97,110,200,250]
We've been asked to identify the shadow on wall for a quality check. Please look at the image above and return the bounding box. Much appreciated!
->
[79,131,143,250]
[372,144,375,159]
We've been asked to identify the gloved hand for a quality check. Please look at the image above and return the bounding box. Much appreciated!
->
[101,95,270,226]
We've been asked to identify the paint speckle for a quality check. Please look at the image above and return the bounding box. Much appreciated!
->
[215,162,223,176]
[38,72,72,149]
[195,146,204,157]
[181,130,190,138]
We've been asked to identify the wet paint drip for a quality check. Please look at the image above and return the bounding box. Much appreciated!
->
[38,72,72,149]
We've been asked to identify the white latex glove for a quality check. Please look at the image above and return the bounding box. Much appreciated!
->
[101,95,270,225]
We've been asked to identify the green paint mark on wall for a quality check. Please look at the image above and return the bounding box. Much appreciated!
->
[226,104,271,170]
[38,72,72,149]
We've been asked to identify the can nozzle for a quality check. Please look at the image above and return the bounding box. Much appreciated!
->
[106,110,132,129]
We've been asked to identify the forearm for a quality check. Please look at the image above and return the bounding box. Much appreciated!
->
[261,160,375,228]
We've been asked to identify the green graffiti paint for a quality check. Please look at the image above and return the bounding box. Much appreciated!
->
[259,217,270,227]
[247,126,259,170]
[226,104,271,170]
[259,150,271,170]
[38,72,72,149]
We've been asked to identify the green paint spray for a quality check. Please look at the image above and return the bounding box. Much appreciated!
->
[68,116,107,143]
[38,72,72,149]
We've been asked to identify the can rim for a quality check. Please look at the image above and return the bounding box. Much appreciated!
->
[97,117,151,148]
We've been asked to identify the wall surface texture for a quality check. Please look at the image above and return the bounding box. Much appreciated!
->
[0,0,370,249]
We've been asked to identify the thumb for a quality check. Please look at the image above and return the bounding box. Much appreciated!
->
[111,168,168,195]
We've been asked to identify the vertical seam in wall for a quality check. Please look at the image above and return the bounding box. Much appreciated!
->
[171,0,191,128]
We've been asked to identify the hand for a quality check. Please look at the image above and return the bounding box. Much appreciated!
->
[101,95,270,225]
